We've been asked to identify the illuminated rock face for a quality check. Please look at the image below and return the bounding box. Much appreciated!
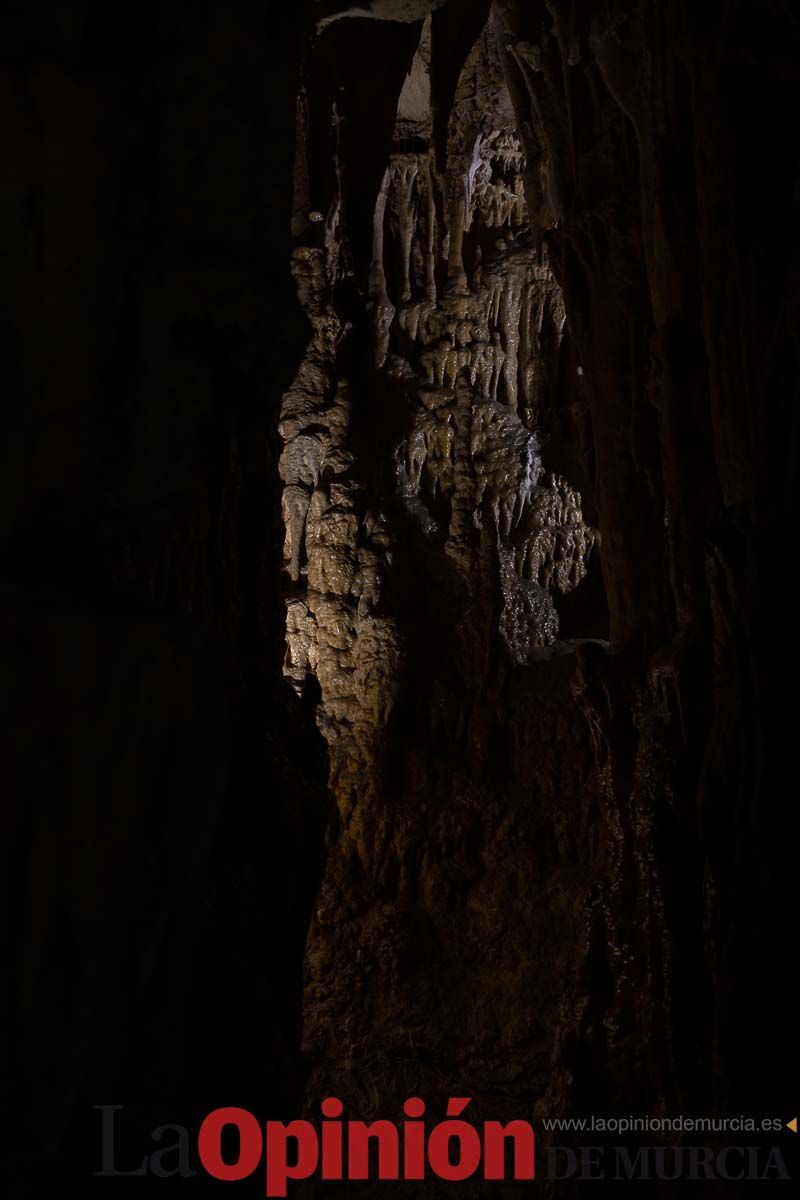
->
[279,8,608,1138]
[3,2,793,1187]
[273,0,794,1169]
[279,16,597,808]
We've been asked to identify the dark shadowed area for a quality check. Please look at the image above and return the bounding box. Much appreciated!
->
[2,1,798,1196]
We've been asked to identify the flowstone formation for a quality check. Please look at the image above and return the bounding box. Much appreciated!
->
[280,241,400,807]
[280,14,597,799]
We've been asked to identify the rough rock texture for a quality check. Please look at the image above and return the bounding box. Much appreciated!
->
[282,10,599,805]
[492,0,798,1131]
[287,2,798,1193]
[282,17,607,1179]
[3,1,797,1196]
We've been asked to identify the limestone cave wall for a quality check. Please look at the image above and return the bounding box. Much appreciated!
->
[3,1,797,1195]
[283,3,797,1192]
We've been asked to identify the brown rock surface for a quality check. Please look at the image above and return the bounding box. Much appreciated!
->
[3,2,797,1195]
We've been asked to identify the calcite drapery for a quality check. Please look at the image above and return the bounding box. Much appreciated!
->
[280,17,597,794]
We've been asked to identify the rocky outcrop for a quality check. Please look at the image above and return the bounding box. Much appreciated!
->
[281,11,598,789]
[283,7,606,1160]
[286,3,797,1188]
[3,2,796,1195]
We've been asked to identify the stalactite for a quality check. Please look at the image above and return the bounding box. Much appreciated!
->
[368,168,395,369]
[391,155,420,304]
[282,12,598,1043]
[424,156,437,303]
[446,176,469,295]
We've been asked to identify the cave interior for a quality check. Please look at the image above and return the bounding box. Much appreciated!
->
[2,0,798,1194]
